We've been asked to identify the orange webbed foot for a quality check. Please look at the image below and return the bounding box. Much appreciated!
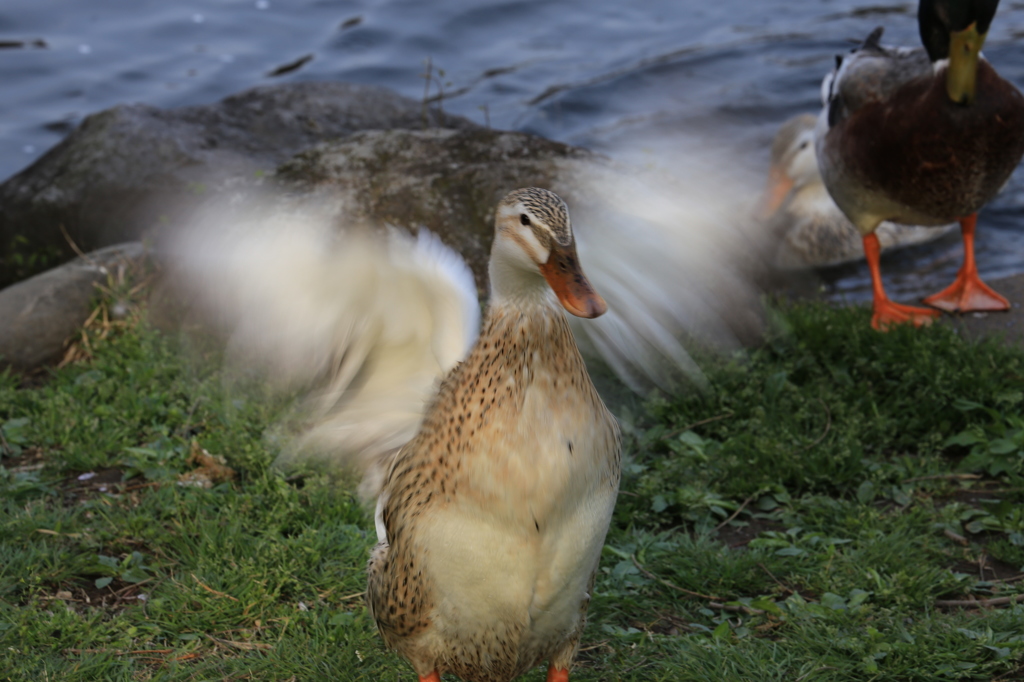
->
[871,299,940,331]
[862,232,940,331]
[418,672,441,682]
[546,666,570,682]
[923,274,1009,313]
[923,213,1010,313]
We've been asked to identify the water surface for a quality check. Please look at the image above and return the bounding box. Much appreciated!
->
[3,0,1024,300]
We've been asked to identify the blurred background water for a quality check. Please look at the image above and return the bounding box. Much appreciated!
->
[2,0,1024,301]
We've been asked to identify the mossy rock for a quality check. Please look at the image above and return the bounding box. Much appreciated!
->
[0,83,478,289]
[274,128,594,291]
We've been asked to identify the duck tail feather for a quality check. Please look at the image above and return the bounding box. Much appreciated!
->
[863,26,885,50]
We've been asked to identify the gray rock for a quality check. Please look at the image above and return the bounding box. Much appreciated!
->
[166,126,765,371]
[270,127,591,290]
[0,82,477,288]
[0,242,145,370]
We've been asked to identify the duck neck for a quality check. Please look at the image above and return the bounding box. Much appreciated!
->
[487,237,559,313]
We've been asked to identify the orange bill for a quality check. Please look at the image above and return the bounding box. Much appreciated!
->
[539,243,607,319]
[759,163,793,220]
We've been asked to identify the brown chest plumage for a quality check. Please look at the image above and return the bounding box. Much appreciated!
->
[832,61,1024,220]
[366,303,620,682]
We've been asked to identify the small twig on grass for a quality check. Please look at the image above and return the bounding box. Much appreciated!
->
[576,640,610,653]
[619,658,652,676]
[662,412,734,440]
[943,528,969,546]
[207,634,272,651]
[337,590,366,602]
[35,528,83,538]
[169,652,202,663]
[59,223,89,260]
[0,426,12,456]
[113,578,152,596]
[178,397,207,439]
[708,601,765,616]
[794,667,838,682]
[757,562,792,595]
[192,573,239,601]
[902,473,982,484]
[989,574,1024,584]
[272,616,292,643]
[713,493,757,533]
[754,620,784,632]
[972,487,1024,494]
[797,399,831,451]
[935,595,1023,609]
[630,555,721,601]
[64,648,174,656]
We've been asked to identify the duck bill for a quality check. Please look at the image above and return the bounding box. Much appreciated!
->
[759,163,794,220]
[946,22,986,105]
[539,244,608,319]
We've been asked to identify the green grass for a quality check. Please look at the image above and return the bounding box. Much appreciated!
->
[2,299,1023,681]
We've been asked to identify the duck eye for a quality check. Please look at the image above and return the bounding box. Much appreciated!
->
[520,214,531,226]
[799,141,809,150]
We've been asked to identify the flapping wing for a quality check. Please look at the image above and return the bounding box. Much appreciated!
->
[559,159,765,394]
[170,205,479,499]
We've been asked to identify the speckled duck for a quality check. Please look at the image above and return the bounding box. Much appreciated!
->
[364,188,621,682]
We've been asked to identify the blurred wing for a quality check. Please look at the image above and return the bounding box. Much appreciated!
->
[170,207,478,499]
[558,157,767,394]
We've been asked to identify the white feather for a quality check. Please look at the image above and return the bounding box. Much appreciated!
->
[557,159,761,393]
[169,204,478,498]
[170,146,765,492]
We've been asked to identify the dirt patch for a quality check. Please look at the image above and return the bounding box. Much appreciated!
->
[58,467,155,506]
[1,445,45,472]
[949,554,1024,582]
[715,516,785,548]
[628,611,693,636]
[36,578,150,615]
[941,485,1021,508]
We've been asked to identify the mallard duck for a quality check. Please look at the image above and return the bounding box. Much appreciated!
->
[176,188,620,681]
[815,0,1024,329]
[365,188,620,682]
[762,113,956,269]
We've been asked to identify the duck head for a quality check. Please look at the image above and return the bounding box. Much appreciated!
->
[919,0,1000,104]
[761,114,819,219]
[489,187,607,319]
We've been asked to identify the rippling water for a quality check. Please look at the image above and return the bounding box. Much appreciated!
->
[2,0,1024,299]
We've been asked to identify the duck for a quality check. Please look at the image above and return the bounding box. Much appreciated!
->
[762,113,956,269]
[815,0,1024,329]
[365,188,620,682]
[175,188,620,681]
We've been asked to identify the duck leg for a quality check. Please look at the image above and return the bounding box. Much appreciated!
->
[923,214,1009,313]
[863,233,939,330]
[546,666,570,682]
